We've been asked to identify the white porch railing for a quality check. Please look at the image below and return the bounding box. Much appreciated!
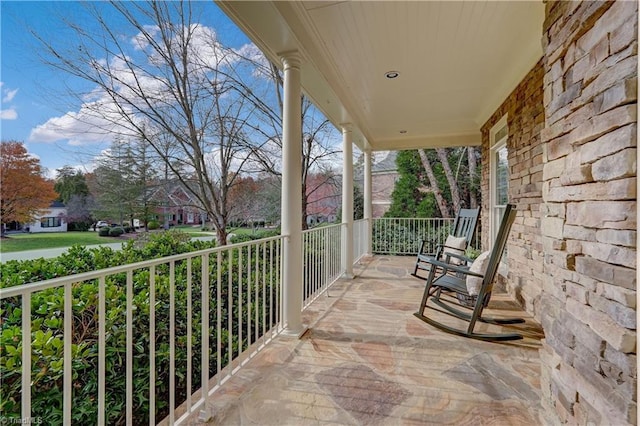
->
[373,217,463,255]
[0,236,284,425]
[353,218,369,262]
[302,223,342,309]
[0,217,476,425]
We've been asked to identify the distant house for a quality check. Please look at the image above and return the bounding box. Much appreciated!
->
[29,201,67,233]
[370,151,398,218]
[305,173,341,226]
[355,151,399,218]
[148,183,207,226]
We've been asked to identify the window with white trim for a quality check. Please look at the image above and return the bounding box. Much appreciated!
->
[41,217,62,228]
[490,116,509,246]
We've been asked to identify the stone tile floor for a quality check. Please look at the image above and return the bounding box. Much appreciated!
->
[185,255,544,425]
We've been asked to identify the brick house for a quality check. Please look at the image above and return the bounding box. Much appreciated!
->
[148,183,206,226]
[219,1,637,423]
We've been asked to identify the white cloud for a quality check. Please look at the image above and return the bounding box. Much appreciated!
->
[0,108,17,120]
[29,98,137,146]
[3,88,18,103]
[30,22,270,148]
[1,83,19,119]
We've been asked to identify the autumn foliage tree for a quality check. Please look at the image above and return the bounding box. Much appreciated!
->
[1,141,57,233]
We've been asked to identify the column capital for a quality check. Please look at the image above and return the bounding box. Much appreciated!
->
[279,50,302,70]
[340,123,353,133]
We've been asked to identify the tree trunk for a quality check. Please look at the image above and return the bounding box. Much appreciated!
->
[216,226,227,246]
[436,148,461,214]
[418,149,452,218]
[467,147,478,209]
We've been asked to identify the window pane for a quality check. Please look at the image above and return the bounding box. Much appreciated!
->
[496,147,508,205]
[495,124,508,142]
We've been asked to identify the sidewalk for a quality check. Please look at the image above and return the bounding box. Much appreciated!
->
[0,242,125,263]
[0,236,216,263]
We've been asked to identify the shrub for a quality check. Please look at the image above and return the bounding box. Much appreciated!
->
[109,226,125,237]
[0,231,232,423]
[229,229,280,244]
[98,226,110,237]
[68,221,91,231]
[147,220,160,230]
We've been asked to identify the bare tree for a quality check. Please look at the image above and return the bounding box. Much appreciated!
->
[467,147,479,209]
[244,66,343,230]
[417,149,452,218]
[435,148,462,214]
[33,1,271,245]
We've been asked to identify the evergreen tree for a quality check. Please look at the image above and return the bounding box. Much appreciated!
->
[54,166,89,204]
[385,147,481,218]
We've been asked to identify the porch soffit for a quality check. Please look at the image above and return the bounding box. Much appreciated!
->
[216,1,545,152]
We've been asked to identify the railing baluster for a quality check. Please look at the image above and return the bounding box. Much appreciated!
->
[216,251,222,385]
[269,239,274,337]
[169,260,176,424]
[262,242,267,340]
[21,292,31,422]
[186,258,192,413]
[254,246,259,346]
[227,247,233,377]
[247,245,252,346]
[126,270,133,426]
[98,276,106,426]
[63,282,72,425]
[149,265,156,426]
[238,248,243,356]
[199,254,210,421]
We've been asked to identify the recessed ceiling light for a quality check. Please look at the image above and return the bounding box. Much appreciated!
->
[399,130,407,134]
[385,71,400,79]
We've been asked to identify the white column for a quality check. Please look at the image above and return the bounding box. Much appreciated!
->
[364,149,373,255]
[280,51,304,336]
[341,124,354,278]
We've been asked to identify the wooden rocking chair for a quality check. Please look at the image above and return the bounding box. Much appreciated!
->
[413,204,525,341]
[412,207,480,279]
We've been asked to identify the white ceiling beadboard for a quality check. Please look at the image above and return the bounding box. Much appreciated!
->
[216,1,545,152]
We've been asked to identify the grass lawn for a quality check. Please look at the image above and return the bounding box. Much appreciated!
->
[171,225,216,237]
[0,232,123,253]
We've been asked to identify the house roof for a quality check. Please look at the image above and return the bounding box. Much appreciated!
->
[216,1,545,152]
[50,201,65,208]
[372,151,397,173]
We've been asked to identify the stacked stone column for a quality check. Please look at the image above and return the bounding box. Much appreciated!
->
[539,1,637,424]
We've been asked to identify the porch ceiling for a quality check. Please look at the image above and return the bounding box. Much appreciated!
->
[216,1,545,152]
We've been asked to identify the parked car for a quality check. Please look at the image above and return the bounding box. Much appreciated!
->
[96,221,109,228]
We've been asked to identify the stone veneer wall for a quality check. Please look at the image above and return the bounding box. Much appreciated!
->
[539,1,637,424]
[480,60,545,319]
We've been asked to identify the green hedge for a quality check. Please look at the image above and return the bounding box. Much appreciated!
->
[0,231,281,424]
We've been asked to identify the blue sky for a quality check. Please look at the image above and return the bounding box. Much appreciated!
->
[1,1,253,176]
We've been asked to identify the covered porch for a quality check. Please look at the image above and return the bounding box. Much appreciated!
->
[1,1,635,424]
[215,1,637,424]
[180,255,544,425]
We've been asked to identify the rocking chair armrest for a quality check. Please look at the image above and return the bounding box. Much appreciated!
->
[418,238,438,255]
[419,257,484,278]
[442,251,473,265]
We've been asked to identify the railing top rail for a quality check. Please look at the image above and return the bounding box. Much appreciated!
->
[0,234,287,299]
[301,223,343,235]
[374,217,454,220]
